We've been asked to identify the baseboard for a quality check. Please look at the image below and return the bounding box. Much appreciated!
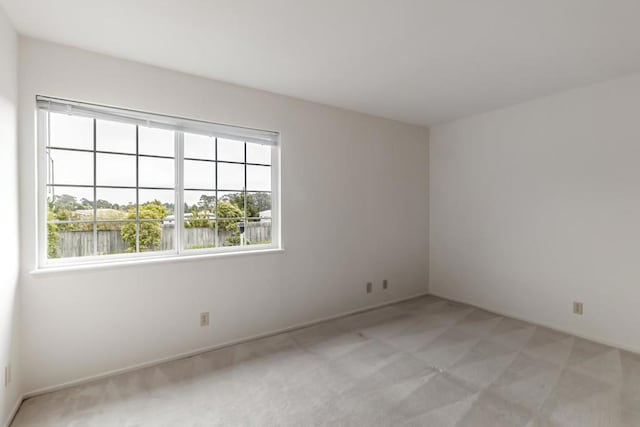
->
[3,394,24,427]
[428,291,640,356]
[23,291,429,400]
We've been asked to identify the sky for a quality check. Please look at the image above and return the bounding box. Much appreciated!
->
[46,112,272,208]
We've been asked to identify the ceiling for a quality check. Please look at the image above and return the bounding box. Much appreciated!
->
[3,0,640,126]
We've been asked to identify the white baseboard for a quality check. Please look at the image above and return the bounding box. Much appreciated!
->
[3,394,24,427]
[428,291,640,355]
[24,291,429,400]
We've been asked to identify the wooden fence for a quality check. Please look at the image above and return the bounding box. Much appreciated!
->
[56,223,272,257]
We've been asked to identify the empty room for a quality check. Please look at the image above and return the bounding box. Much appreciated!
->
[1,1,640,426]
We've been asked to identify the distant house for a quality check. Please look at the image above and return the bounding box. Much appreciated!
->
[259,210,271,222]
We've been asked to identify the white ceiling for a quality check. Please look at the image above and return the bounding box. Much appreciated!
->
[3,0,640,126]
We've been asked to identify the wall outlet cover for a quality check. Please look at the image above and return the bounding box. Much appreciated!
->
[573,302,584,315]
[200,312,210,327]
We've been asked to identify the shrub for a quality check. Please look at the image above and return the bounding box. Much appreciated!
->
[47,209,59,258]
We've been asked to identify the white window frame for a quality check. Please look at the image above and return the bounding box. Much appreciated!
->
[36,96,281,270]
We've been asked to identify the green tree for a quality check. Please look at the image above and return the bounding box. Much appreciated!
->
[216,201,243,232]
[95,199,113,209]
[250,192,271,213]
[52,194,82,211]
[121,201,168,252]
[221,192,271,219]
[198,195,216,211]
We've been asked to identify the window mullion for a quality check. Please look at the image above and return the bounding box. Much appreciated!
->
[175,131,185,254]
[92,118,98,256]
[214,137,219,248]
[135,126,140,253]
[243,142,247,247]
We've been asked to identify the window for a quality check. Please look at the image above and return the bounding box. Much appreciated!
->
[38,96,279,267]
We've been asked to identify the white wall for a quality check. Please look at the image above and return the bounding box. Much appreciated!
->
[0,5,20,427]
[18,38,429,394]
[430,73,640,353]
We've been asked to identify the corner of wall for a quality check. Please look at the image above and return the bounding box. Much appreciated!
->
[0,3,24,426]
[425,125,431,295]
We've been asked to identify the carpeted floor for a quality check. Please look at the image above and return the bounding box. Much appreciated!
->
[11,295,640,426]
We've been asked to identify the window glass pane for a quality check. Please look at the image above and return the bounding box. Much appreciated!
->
[49,221,95,259]
[245,192,272,219]
[96,188,135,215]
[47,148,93,186]
[218,163,244,190]
[47,186,94,220]
[184,190,217,250]
[138,189,174,252]
[139,189,175,217]
[246,142,271,165]
[137,220,171,253]
[139,126,174,157]
[48,113,93,150]
[139,156,174,188]
[218,218,244,248]
[247,218,271,246]
[48,184,95,259]
[184,191,216,215]
[184,220,217,250]
[96,119,136,153]
[215,192,245,248]
[247,165,271,192]
[97,153,136,187]
[217,191,243,215]
[94,190,134,255]
[184,133,215,160]
[217,138,244,162]
[97,221,133,255]
[184,160,214,190]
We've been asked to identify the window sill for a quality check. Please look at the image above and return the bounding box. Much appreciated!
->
[30,247,285,276]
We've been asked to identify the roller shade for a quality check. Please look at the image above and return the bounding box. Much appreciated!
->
[36,95,279,146]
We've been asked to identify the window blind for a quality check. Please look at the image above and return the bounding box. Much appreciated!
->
[36,95,279,146]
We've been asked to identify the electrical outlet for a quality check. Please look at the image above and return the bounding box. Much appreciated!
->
[366,282,372,294]
[573,302,583,315]
[4,365,9,387]
[383,279,388,290]
[200,312,210,327]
